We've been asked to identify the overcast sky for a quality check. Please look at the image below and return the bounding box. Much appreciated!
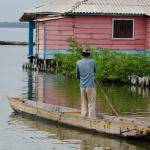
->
[0,0,51,22]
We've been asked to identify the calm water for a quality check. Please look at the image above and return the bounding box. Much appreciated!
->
[0,28,28,41]
[0,29,150,149]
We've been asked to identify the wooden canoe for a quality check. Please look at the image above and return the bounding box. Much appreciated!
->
[8,96,150,139]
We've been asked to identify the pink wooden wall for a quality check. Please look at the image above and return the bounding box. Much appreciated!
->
[146,18,150,49]
[45,18,73,49]
[36,22,44,50]
[36,16,147,50]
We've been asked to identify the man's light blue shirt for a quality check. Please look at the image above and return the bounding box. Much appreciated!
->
[76,58,96,88]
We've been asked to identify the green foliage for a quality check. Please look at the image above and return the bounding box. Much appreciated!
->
[94,49,150,82]
[54,37,150,82]
[54,37,93,78]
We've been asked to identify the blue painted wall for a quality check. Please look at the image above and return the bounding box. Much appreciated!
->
[37,49,150,59]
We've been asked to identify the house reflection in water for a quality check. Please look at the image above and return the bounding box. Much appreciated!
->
[23,70,81,109]
[23,70,150,117]
[27,71,35,100]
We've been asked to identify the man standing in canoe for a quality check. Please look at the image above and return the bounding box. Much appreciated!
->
[76,49,96,119]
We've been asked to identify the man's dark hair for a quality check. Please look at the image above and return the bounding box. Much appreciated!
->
[82,49,91,57]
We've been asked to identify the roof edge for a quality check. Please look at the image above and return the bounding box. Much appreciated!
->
[20,12,62,22]
[67,12,147,17]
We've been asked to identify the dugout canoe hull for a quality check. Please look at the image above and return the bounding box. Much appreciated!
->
[8,97,150,139]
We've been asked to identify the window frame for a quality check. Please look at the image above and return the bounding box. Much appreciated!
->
[112,18,135,40]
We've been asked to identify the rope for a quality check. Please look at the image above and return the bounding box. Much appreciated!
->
[95,80,119,117]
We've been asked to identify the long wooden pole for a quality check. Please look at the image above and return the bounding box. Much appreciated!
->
[96,80,119,117]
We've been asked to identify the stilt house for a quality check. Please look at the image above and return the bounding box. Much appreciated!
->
[20,0,150,60]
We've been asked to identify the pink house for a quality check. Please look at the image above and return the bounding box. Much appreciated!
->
[20,0,150,60]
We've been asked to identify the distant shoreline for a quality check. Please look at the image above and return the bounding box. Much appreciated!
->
[0,41,28,45]
[0,22,28,28]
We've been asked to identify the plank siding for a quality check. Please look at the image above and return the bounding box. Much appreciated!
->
[146,18,150,49]
[36,22,44,50]
[42,17,74,49]
[75,23,111,29]
[74,28,112,34]
[74,16,146,50]
[78,39,145,45]
[36,16,147,52]
[46,40,68,45]
[46,30,74,36]
[46,20,73,26]
[46,44,69,49]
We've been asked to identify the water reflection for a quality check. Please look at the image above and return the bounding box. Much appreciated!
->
[22,70,150,117]
[27,71,35,100]
[1,45,150,150]
[129,85,149,98]
[9,113,149,150]
[22,70,81,108]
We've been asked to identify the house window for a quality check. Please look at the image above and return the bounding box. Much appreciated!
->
[113,19,134,39]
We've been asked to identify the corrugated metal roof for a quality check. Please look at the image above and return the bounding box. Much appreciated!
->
[24,0,79,14]
[20,0,80,21]
[20,0,150,21]
[72,0,150,15]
